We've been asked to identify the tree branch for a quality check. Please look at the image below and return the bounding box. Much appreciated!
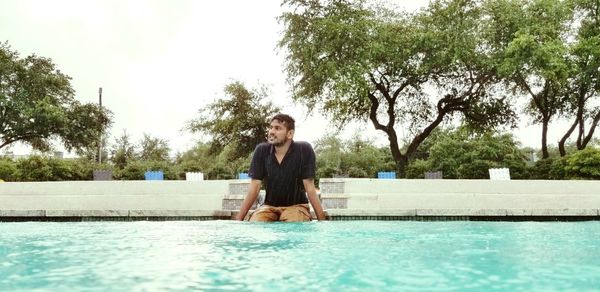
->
[559,118,578,156]
[581,110,600,148]
[367,92,386,132]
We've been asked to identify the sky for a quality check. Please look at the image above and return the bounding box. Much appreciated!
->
[0,0,563,157]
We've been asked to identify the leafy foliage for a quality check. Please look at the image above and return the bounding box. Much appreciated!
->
[0,157,16,181]
[175,142,251,180]
[314,133,394,179]
[110,130,137,169]
[564,147,600,179]
[279,0,517,176]
[187,81,280,161]
[0,42,112,152]
[557,0,600,155]
[5,155,94,181]
[528,156,567,179]
[115,160,178,180]
[138,133,170,162]
[490,0,574,158]
[406,127,528,179]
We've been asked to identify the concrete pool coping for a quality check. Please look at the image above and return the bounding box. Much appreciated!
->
[2,179,600,221]
[1,209,599,221]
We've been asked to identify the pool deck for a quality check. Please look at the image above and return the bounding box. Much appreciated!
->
[1,179,599,221]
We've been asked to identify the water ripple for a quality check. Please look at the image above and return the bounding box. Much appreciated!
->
[1,221,600,290]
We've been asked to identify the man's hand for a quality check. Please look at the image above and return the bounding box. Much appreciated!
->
[303,178,326,220]
[236,179,261,221]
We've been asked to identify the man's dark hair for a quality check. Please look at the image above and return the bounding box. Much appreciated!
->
[271,114,295,131]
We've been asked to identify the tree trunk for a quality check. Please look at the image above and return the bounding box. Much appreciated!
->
[387,129,403,171]
[541,118,550,159]
[559,118,578,157]
[395,155,409,178]
[579,111,600,150]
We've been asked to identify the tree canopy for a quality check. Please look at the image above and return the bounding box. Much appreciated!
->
[110,130,136,169]
[138,133,170,162]
[0,42,112,152]
[491,0,575,158]
[279,0,516,177]
[558,0,600,156]
[186,81,280,161]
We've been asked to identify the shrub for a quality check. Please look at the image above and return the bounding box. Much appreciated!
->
[405,159,431,179]
[0,158,17,181]
[564,147,600,179]
[14,155,52,181]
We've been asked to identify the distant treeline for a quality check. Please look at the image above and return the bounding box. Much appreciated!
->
[2,127,598,182]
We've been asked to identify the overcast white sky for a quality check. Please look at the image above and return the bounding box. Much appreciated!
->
[0,0,561,156]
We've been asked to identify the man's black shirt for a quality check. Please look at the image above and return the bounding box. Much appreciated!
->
[248,141,316,207]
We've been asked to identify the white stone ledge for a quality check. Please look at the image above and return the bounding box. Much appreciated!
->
[223,194,246,200]
[46,210,129,217]
[0,210,232,218]
[0,210,45,217]
[506,208,599,216]
[320,194,350,198]
[326,209,416,216]
[416,209,508,216]
[531,208,599,216]
[128,210,231,217]
[0,181,229,196]
[1,209,599,219]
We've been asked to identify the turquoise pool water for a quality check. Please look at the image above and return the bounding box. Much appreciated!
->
[1,221,599,291]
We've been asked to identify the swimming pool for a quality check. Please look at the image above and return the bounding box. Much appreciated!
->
[1,221,599,290]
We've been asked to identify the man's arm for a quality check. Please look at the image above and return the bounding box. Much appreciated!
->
[303,178,326,221]
[236,179,261,221]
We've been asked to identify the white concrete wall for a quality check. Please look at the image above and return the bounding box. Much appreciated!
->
[0,181,228,211]
[2,179,600,218]
[320,179,600,215]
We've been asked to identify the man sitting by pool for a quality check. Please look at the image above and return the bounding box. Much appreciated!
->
[236,114,326,222]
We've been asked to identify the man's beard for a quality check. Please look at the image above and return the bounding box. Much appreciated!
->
[268,135,288,147]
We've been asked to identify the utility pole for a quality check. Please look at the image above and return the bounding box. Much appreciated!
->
[98,87,103,164]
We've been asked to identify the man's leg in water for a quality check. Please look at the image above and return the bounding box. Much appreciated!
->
[279,204,311,222]
[248,205,279,222]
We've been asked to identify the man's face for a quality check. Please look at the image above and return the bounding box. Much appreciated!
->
[267,119,293,146]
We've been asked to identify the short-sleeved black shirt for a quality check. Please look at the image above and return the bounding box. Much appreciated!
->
[248,141,316,207]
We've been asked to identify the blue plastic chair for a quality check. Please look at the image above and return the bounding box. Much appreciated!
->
[377,171,396,179]
[144,171,164,180]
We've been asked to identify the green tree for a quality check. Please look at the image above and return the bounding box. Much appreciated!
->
[115,160,146,180]
[529,156,567,179]
[76,132,110,163]
[114,160,177,180]
[0,157,16,181]
[279,0,515,177]
[491,0,574,158]
[65,158,97,180]
[314,134,344,178]
[558,0,600,156]
[420,127,528,179]
[564,147,600,179]
[13,155,52,181]
[187,81,280,161]
[175,141,251,180]
[175,142,217,173]
[0,42,112,152]
[11,155,96,181]
[110,130,137,169]
[342,134,392,177]
[138,133,171,162]
[405,159,431,179]
[314,133,393,179]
